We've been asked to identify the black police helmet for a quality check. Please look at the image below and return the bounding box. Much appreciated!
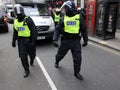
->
[14,5,25,17]
[60,0,76,16]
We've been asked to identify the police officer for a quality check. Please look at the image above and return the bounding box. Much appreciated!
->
[12,5,37,78]
[52,8,61,27]
[52,0,88,80]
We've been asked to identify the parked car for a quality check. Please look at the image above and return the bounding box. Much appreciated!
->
[0,11,9,33]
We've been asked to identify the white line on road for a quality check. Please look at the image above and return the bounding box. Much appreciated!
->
[36,56,57,90]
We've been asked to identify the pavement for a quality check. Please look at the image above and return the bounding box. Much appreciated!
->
[88,30,120,52]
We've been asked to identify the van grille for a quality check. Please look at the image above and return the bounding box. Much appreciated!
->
[36,26,49,32]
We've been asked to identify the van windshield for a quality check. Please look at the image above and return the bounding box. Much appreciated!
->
[24,7,39,16]
[23,4,51,16]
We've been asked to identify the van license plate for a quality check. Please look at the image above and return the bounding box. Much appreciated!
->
[37,36,45,40]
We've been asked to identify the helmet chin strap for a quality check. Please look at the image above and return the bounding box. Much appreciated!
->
[17,15,25,22]
[66,9,76,17]
[66,11,71,16]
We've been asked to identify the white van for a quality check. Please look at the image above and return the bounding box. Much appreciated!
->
[23,6,55,40]
[20,3,55,40]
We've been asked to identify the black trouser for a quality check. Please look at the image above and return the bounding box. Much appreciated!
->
[55,22,58,27]
[18,38,36,71]
[56,39,82,74]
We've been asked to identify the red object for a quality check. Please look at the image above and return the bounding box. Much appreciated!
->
[86,0,96,36]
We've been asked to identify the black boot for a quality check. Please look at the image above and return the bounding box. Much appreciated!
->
[30,60,34,66]
[23,69,30,78]
[74,73,84,80]
[55,62,59,68]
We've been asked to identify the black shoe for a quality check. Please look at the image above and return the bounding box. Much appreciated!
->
[74,73,84,80]
[23,70,30,78]
[30,60,34,66]
[55,62,59,68]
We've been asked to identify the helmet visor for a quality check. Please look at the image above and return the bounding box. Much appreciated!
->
[15,6,21,14]
[60,1,72,11]
[14,6,25,16]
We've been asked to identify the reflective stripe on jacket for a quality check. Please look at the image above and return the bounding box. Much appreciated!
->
[14,17,30,37]
[64,14,80,34]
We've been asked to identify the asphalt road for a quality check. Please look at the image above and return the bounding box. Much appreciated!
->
[0,24,120,90]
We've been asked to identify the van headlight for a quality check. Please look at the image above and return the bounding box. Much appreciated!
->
[49,22,55,30]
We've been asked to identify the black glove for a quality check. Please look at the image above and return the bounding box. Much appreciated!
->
[30,42,35,46]
[12,41,16,48]
[53,41,59,48]
[82,42,88,47]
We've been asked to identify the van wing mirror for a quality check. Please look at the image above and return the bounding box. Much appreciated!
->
[10,11,15,17]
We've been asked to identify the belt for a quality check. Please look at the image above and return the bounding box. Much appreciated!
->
[18,37,30,41]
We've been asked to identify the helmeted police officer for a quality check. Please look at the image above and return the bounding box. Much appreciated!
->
[12,5,37,78]
[52,0,88,80]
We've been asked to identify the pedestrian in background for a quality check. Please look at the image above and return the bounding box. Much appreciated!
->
[12,5,37,78]
[52,0,88,80]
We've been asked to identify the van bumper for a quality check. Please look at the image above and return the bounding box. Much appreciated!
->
[37,30,54,40]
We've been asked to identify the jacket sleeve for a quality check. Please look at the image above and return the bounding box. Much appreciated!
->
[53,16,64,41]
[80,14,88,43]
[27,17,37,42]
[12,25,18,42]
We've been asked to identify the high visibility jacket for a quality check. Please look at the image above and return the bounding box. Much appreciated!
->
[64,14,80,34]
[54,14,60,22]
[14,17,31,37]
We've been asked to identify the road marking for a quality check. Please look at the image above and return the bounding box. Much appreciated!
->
[36,56,57,90]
